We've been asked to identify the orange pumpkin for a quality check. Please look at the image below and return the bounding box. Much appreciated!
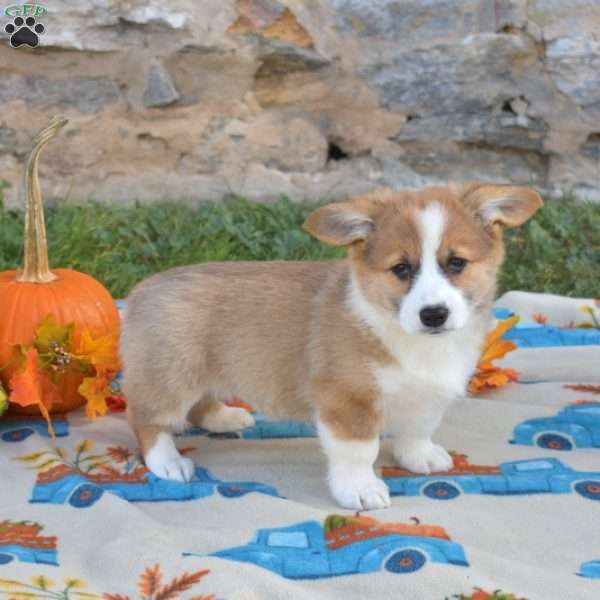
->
[0,116,120,414]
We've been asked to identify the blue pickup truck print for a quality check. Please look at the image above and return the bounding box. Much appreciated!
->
[0,415,69,442]
[382,454,600,501]
[0,521,58,566]
[30,463,279,508]
[185,412,316,440]
[190,514,468,579]
[512,402,600,450]
[579,560,600,579]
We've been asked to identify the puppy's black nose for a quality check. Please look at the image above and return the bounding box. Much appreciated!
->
[420,304,449,328]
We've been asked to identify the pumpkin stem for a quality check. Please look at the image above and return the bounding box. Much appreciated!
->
[16,115,68,284]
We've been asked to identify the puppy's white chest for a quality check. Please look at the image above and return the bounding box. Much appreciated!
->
[374,330,481,403]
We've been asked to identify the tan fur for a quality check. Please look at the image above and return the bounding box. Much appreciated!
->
[121,183,542,465]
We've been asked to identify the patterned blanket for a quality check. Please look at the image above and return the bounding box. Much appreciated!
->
[1,292,599,600]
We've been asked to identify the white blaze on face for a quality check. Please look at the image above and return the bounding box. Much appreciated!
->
[398,203,470,334]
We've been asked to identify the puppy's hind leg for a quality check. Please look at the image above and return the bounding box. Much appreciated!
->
[188,399,255,433]
[126,381,199,483]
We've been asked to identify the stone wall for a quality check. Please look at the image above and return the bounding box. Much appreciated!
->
[1,0,599,208]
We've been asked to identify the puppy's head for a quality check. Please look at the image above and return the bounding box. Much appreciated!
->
[304,184,542,335]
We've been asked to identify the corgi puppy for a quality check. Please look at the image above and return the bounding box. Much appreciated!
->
[120,183,542,510]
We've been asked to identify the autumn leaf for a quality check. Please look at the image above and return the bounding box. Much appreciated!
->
[155,570,210,600]
[106,447,132,463]
[564,384,600,395]
[74,330,120,373]
[8,347,41,408]
[139,564,162,597]
[8,347,55,437]
[470,368,519,393]
[469,317,520,394]
[79,376,110,421]
[34,315,74,355]
[0,380,8,417]
[478,316,519,365]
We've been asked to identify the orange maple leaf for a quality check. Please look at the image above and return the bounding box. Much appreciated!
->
[74,329,120,372]
[469,316,520,394]
[478,315,519,365]
[79,371,110,420]
[470,366,519,392]
[8,347,56,437]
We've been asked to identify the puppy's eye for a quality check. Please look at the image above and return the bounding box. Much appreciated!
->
[391,262,412,280]
[447,256,467,275]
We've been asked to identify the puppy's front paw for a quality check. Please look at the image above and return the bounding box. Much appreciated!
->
[329,473,391,511]
[394,440,453,474]
[201,405,255,433]
[146,451,195,482]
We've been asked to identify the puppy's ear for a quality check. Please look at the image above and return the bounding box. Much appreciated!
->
[464,184,543,227]
[303,202,374,246]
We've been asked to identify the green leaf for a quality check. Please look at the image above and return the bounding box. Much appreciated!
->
[84,460,111,472]
[34,315,74,355]
[0,380,8,416]
[79,454,108,463]
[0,592,49,598]
[32,459,60,471]
[15,450,53,463]
[76,440,94,454]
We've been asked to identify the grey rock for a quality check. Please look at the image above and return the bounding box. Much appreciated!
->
[581,134,600,162]
[0,0,598,204]
[143,63,181,108]
[361,35,528,114]
[397,143,549,185]
[395,111,548,151]
[546,37,600,108]
[231,0,287,30]
[0,76,120,112]
[331,0,497,41]
[255,40,330,77]
[528,0,600,42]
[0,127,17,153]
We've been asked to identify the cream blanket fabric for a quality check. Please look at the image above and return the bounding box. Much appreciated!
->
[0,292,599,600]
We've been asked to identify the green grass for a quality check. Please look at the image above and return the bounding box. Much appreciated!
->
[0,196,598,299]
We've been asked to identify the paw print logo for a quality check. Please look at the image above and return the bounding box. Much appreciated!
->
[5,16,45,48]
